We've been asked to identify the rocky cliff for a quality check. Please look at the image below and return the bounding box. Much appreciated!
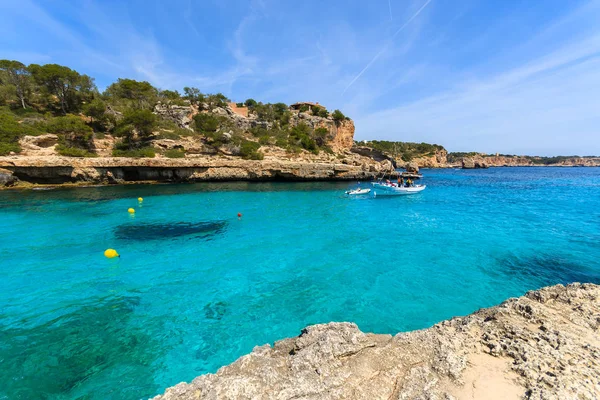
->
[0,102,385,187]
[0,153,395,186]
[455,154,600,169]
[152,283,600,400]
[153,102,355,153]
[410,148,449,168]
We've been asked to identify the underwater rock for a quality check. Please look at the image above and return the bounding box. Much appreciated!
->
[153,283,600,400]
[0,295,161,399]
[204,301,227,320]
[114,221,227,241]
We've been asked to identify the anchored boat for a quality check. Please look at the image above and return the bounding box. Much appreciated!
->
[345,188,371,195]
[371,181,426,196]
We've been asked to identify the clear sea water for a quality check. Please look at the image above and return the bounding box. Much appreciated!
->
[1,167,599,399]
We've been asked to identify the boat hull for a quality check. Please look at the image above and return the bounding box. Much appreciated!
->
[371,183,426,196]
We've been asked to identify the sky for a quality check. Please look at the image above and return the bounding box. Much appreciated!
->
[1,0,600,155]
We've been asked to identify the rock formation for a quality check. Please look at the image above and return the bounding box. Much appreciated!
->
[410,148,449,168]
[0,168,17,187]
[152,283,600,400]
[153,103,355,153]
[0,154,395,185]
[154,102,196,129]
[405,161,419,173]
[461,156,489,169]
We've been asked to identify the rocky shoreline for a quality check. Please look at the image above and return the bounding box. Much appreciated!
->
[0,155,396,188]
[152,283,599,400]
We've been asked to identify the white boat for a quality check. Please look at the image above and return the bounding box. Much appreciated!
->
[371,182,426,196]
[345,188,371,195]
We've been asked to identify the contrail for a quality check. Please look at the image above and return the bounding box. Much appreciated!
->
[388,0,393,21]
[343,0,432,94]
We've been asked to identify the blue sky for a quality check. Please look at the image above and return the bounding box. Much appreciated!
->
[1,0,600,155]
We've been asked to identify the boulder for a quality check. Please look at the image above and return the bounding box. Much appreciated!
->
[20,134,59,148]
[0,168,17,187]
[380,159,394,171]
[153,102,195,129]
[70,167,101,182]
[406,161,419,173]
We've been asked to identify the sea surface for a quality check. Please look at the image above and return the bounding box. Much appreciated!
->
[1,167,599,399]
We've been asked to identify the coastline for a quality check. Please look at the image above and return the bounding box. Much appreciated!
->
[1,155,598,189]
[152,283,600,400]
[0,155,395,188]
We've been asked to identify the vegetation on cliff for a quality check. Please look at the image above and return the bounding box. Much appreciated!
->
[361,140,445,162]
[0,59,350,158]
[448,152,600,165]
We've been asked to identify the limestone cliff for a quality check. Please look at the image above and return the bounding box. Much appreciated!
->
[0,103,374,187]
[153,102,355,153]
[0,152,395,186]
[153,283,600,400]
[410,148,449,168]
[452,153,600,169]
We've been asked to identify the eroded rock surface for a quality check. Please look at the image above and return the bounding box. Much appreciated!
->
[152,283,600,400]
[0,155,394,185]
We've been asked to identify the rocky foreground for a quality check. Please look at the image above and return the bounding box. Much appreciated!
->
[152,283,599,400]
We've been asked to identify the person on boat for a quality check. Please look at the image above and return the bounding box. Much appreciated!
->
[398,177,404,186]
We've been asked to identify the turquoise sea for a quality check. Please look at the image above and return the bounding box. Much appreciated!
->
[1,167,599,399]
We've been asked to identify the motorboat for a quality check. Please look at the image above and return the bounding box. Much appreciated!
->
[345,188,372,195]
[371,181,426,196]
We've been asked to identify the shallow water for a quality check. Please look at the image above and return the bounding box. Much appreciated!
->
[1,167,599,399]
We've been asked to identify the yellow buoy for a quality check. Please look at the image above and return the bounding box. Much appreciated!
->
[128,208,135,214]
[104,249,119,258]
[138,197,143,202]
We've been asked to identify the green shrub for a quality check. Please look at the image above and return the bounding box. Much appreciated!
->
[44,115,92,135]
[331,109,346,125]
[56,145,96,157]
[0,142,20,155]
[0,109,38,154]
[258,135,272,145]
[205,93,230,109]
[322,146,334,154]
[249,126,268,137]
[157,131,182,140]
[203,130,227,147]
[112,146,156,158]
[239,140,263,160]
[279,111,291,126]
[43,115,94,150]
[275,137,288,148]
[164,148,186,158]
[120,109,156,138]
[289,122,318,152]
[193,113,219,132]
[314,127,329,146]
